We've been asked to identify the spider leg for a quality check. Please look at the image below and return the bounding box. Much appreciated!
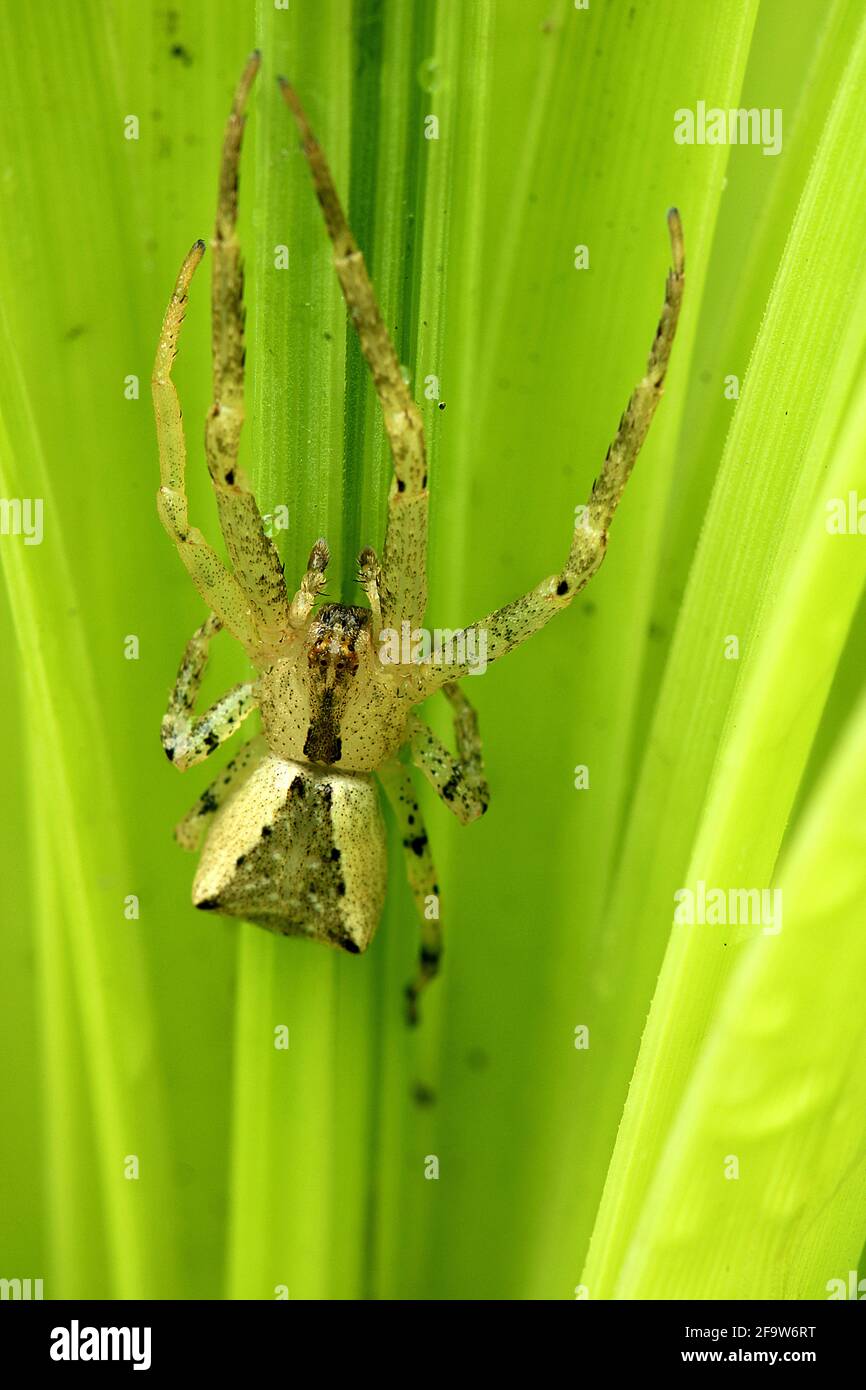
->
[279,79,428,631]
[289,538,330,627]
[153,242,259,655]
[161,612,259,771]
[408,683,490,824]
[417,211,685,695]
[206,52,291,645]
[357,545,382,642]
[378,759,442,1026]
[174,733,267,850]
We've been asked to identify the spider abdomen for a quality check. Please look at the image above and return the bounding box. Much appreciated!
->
[192,752,387,954]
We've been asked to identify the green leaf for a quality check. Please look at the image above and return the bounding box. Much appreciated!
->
[583,6,866,1298]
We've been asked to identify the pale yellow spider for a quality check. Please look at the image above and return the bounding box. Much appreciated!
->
[152,53,685,1023]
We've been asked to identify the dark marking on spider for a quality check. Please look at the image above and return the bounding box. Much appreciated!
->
[304,692,342,765]
[440,773,460,803]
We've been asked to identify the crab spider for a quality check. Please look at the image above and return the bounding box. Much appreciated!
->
[152,51,685,1024]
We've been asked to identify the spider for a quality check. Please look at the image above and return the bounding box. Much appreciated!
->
[152,52,685,1024]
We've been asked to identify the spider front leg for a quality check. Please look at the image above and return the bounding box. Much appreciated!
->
[288,538,330,627]
[378,760,442,1026]
[408,683,490,824]
[357,546,383,642]
[417,210,686,694]
[153,242,259,655]
[206,52,291,644]
[280,79,428,631]
[161,613,258,771]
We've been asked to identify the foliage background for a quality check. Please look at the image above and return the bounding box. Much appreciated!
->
[1,0,865,1300]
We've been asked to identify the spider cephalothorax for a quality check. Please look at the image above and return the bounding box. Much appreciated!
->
[152,52,684,1022]
[304,604,372,763]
